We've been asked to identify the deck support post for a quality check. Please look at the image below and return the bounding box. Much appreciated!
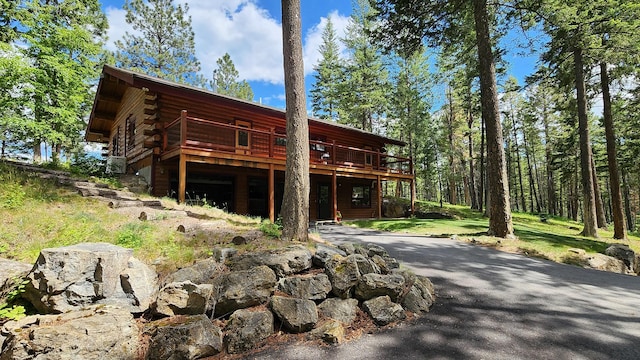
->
[178,153,186,204]
[410,178,416,215]
[377,175,382,219]
[269,164,275,222]
[332,170,338,222]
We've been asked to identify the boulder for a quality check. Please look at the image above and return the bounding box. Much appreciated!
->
[585,253,627,274]
[162,257,223,286]
[212,247,237,263]
[370,254,400,274]
[22,242,157,314]
[352,254,381,276]
[1,305,138,360]
[362,295,406,326]
[312,244,347,267]
[309,319,344,344]
[401,275,435,313]
[324,255,360,298]
[154,281,213,317]
[0,258,31,304]
[270,295,318,333]
[355,273,405,302]
[317,298,359,325]
[227,245,312,278]
[278,273,332,300]
[337,243,355,256]
[225,309,274,354]
[212,265,276,316]
[366,244,389,258]
[145,314,223,360]
[605,244,638,273]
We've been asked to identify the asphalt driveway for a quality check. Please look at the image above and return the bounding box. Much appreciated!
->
[252,224,640,360]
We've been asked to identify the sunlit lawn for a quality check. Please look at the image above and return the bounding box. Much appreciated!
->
[349,201,640,263]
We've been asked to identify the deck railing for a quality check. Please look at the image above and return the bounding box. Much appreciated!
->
[162,111,412,175]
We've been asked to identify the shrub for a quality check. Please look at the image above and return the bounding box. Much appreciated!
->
[116,223,151,249]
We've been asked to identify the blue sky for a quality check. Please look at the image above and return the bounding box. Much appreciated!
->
[100,0,539,111]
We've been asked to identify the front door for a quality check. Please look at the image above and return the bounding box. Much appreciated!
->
[317,183,332,220]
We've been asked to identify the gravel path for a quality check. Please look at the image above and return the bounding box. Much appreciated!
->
[251,225,640,360]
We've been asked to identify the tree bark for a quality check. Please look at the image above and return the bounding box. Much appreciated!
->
[447,87,457,205]
[280,0,310,241]
[473,0,514,237]
[600,62,626,239]
[591,156,607,228]
[573,47,598,237]
[467,94,479,210]
[542,104,557,215]
[479,112,485,214]
[511,113,527,213]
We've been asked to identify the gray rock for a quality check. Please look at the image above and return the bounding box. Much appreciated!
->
[154,281,213,317]
[1,305,138,360]
[362,295,406,326]
[324,255,360,298]
[354,246,369,256]
[0,258,31,304]
[309,319,344,344]
[278,273,332,300]
[366,244,389,258]
[22,242,157,314]
[225,309,274,354]
[605,244,637,272]
[355,273,405,302]
[312,244,347,267]
[227,245,312,278]
[337,243,355,255]
[270,295,318,333]
[145,314,222,360]
[370,254,400,274]
[401,275,435,313]
[317,298,359,325]
[212,265,276,316]
[585,253,627,274]
[232,236,248,245]
[212,247,237,263]
[163,257,224,286]
[352,254,381,275]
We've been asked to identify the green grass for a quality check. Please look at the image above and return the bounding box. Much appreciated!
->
[0,162,260,273]
[349,200,640,263]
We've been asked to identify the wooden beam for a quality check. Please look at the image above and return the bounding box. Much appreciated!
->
[144,108,157,115]
[144,140,159,148]
[332,171,338,222]
[143,113,158,124]
[93,111,116,121]
[377,175,382,219]
[178,154,186,204]
[98,94,122,103]
[269,164,275,222]
[143,129,161,137]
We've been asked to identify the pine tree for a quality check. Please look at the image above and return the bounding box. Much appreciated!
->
[19,0,108,161]
[210,53,254,101]
[341,0,389,133]
[310,17,343,120]
[114,0,204,86]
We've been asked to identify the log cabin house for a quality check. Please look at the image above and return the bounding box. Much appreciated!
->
[86,65,415,222]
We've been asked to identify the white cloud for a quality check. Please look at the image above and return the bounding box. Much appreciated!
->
[105,1,349,86]
[302,11,350,75]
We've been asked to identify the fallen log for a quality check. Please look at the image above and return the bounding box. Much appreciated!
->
[108,199,162,208]
[139,210,188,221]
[176,220,228,233]
[77,187,119,198]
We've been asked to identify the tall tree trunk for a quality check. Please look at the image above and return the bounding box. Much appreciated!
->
[473,0,513,237]
[522,128,541,213]
[621,168,634,232]
[591,156,607,229]
[447,87,457,205]
[467,87,479,210]
[280,0,309,241]
[33,142,42,163]
[600,62,626,239]
[506,131,516,211]
[542,103,557,215]
[480,110,486,214]
[511,115,527,213]
[573,47,598,237]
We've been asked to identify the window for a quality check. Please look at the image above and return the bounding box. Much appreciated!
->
[126,115,136,152]
[235,120,251,149]
[111,126,121,156]
[275,137,286,146]
[351,185,371,208]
